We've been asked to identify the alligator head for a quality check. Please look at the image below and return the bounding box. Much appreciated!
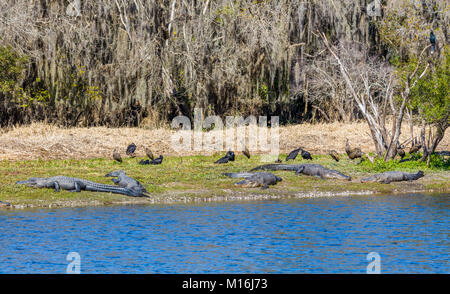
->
[16,177,48,187]
[105,170,126,177]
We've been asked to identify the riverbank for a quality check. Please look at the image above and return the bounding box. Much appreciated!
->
[1,153,448,209]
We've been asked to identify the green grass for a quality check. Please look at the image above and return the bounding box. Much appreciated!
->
[0,153,449,208]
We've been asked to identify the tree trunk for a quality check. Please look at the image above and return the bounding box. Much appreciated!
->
[384,92,408,161]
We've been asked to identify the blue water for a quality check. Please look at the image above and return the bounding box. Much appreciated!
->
[0,194,448,273]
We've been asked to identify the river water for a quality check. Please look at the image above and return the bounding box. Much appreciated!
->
[0,193,448,273]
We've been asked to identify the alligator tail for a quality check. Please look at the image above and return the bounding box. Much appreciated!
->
[85,185,142,197]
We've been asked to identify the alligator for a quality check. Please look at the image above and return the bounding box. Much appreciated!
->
[0,200,11,208]
[223,172,282,189]
[16,175,149,197]
[360,171,424,184]
[105,170,148,195]
[251,163,351,181]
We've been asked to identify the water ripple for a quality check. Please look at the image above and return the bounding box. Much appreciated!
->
[0,193,448,273]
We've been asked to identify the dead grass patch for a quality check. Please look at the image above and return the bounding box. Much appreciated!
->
[0,121,448,161]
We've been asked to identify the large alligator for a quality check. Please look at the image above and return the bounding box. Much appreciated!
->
[360,171,424,184]
[16,175,149,197]
[0,200,11,208]
[223,172,282,189]
[251,163,351,181]
[105,170,148,195]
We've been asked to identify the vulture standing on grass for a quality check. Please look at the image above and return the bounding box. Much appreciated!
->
[214,151,235,164]
[242,147,251,159]
[300,148,313,160]
[150,155,163,165]
[139,155,164,165]
[145,148,154,160]
[113,150,122,163]
[329,150,340,162]
[126,143,137,157]
[225,150,235,161]
[397,146,406,159]
[286,148,301,161]
[409,144,422,155]
[345,139,364,160]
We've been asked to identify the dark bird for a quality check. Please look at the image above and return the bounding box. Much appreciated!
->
[345,139,364,160]
[430,30,436,54]
[215,156,230,164]
[300,148,313,160]
[215,151,235,164]
[345,138,351,155]
[408,144,422,155]
[397,146,406,159]
[113,149,122,163]
[126,143,137,157]
[139,155,163,165]
[242,147,251,159]
[150,155,163,165]
[225,150,235,161]
[145,148,154,160]
[286,148,301,161]
[329,150,340,162]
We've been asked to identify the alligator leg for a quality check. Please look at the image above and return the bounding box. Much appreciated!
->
[295,166,305,175]
[52,182,61,192]
[261,184,269,190]
[67,182,83,192]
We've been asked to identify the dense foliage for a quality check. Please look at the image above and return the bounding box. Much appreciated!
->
[0,0,448,129]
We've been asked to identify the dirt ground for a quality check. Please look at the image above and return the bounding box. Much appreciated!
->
[0,121,448,161]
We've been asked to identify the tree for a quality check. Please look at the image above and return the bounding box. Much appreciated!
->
[319,33,431,161]
[410,46,450,165]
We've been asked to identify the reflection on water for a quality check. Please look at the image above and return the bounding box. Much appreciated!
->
[0,194,448,273]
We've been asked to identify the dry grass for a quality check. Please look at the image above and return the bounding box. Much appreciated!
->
[0,122,448,161]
